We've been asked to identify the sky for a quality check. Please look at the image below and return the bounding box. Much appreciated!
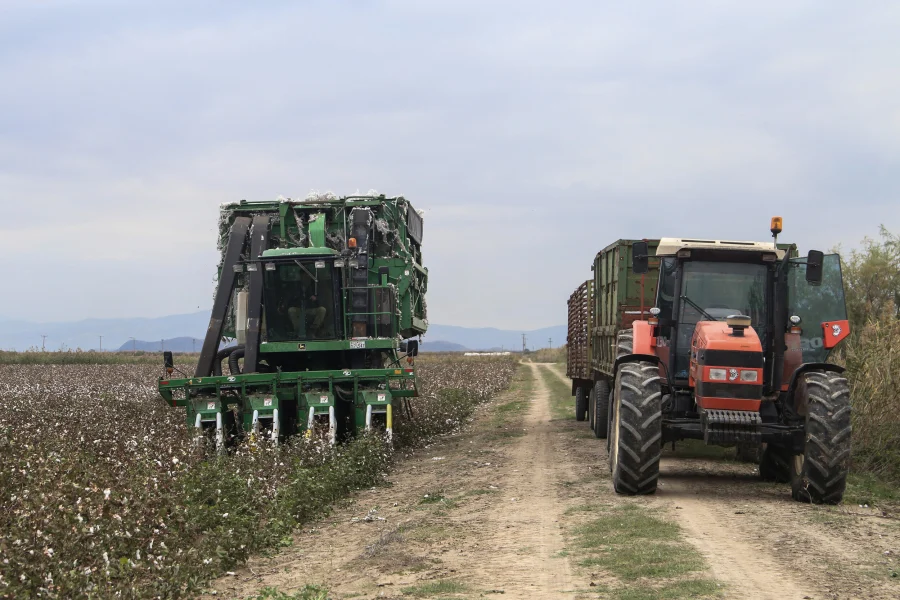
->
[2,0,899,329]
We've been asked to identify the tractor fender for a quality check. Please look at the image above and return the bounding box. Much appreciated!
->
[613,353,672,389]
[786,362,846,399]
[632,320,655,356]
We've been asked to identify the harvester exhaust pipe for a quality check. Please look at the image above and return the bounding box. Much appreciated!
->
[365,404,373,430]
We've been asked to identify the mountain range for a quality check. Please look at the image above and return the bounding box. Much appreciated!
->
[0,311,566,353]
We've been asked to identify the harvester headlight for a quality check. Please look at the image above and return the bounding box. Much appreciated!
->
[790,315,801,325]
[709,368,727,381]
[315,261,325,269]
[740,370,759,382]
[265,262,276,271]
[334,260,345,268]
[247,263,258,272]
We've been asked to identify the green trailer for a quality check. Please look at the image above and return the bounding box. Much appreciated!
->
[567,240,660,437]
[158,193,427,449]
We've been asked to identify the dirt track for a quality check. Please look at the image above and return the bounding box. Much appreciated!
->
[211,363,900,599]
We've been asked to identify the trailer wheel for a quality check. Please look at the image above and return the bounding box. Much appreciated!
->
[575,386,587,422]
[588,384,595,429]
[758,444,791,482]
[592,380,610,439]
[610,361,662,495]
[790,372,852,505]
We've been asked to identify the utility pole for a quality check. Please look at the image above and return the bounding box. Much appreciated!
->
[129,337,136,355]
[548,337,552,350]
[99,335,103,352]
[41,335,47,352]
[192,338,196,353]
[161,339,164,352]
[522,333,527,353]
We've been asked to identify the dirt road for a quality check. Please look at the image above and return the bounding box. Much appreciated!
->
[212,363,900,599]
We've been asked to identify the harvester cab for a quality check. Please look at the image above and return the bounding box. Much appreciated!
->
[158,194,428,451]
[609,218,853,504]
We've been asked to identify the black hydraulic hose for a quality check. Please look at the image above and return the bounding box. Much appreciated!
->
[228,346,246,375]
[213,347,235,377]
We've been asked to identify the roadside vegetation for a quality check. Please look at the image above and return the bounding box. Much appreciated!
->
[835,227,900,490]
[0,356,517,599]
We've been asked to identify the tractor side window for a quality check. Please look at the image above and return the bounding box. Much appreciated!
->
[787,254,847,363]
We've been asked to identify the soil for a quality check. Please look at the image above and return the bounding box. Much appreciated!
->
[209,363,900,600]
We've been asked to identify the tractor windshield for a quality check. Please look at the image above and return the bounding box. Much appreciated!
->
[263,261,338,342]
[674,261,768,379]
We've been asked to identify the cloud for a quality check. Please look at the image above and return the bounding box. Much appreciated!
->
[1,1,898,328]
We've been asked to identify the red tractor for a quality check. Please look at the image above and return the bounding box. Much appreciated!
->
[608,219,852,504]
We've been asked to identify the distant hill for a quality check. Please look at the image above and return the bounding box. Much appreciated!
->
[0,311,565,353]
[423,324,566,352]
[420,340,468,353]
[116,337,205,353]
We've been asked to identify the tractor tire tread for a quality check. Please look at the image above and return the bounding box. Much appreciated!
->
[612,360,662,495]
[791,371,852,505]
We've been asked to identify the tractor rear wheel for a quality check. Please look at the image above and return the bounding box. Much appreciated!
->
[592,379,610,439]
[609,361,662,495]
[758,444,791,482]
[575,386,587,422]
[790,372,852,504]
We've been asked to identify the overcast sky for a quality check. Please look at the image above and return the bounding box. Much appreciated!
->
[2,1,899,329]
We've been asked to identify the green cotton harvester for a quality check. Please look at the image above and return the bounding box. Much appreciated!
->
[158,193,428,449]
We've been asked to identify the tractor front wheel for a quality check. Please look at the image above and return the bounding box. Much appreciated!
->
[790,372,852,504]
[609,361,662,495]
[575,386,587,422]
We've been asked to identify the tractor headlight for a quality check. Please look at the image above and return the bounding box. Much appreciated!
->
[740,370,759,382]
[709,368,727,381]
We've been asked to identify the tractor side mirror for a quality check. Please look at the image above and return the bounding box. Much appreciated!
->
[806,250,824,285]
[632,241,649,274]
[407,340,419,357]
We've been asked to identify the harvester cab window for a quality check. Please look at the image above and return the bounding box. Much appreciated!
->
[674,261,768,379]
[263,261,337,342]
[787,253,848,363]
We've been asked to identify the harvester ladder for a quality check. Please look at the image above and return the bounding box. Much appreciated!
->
[196,217,251,377]
[243,215,271,373]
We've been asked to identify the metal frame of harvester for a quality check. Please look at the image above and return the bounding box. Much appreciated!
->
[158,194,428,449]
[569,218,853,504]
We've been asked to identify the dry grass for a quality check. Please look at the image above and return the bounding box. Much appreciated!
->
[841,319,900,483]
